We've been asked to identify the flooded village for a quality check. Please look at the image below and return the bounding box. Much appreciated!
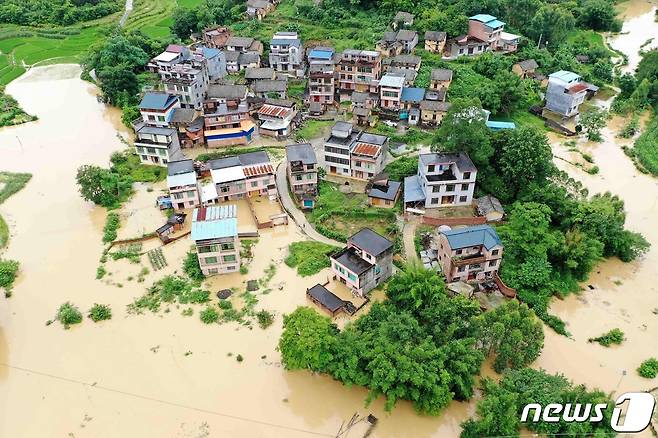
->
[1,0,658,436]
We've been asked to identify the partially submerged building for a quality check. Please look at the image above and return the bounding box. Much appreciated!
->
[203,84,254,147]
[191,205,240,276]
[330,228,394,296]
[437,224,503,283]
[167,159,199,209]
[545,70,598,118]
[208,151,276,202]
[404,152,477,211]
[286,142,318,209]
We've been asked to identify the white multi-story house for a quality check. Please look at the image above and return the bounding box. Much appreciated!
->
[307,47,335,108]
[322,122,388,181]
[138,92,180,127]
[206,151,277,203]
[167,159,199,209]
[403,152,477,211]
[269,31,303,77]
[379,73,405,111]
[191,205,240,276]
[546,70,597,118]
[133,122,183,167]
[323,121,359,176]
[162,61,209,110]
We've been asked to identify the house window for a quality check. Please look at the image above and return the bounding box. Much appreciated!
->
[221,243,235,251]
[461,184,469,191]
[295,175,302,181]
[307,174,313,180]
[456,249,462,255]
[491,249,499,255]
[375,264,381,274]
[463,171,471,179]
[459,196,468,202]
[207,268,218,274]
[458,266,465,272]
[385,200,391,205]
[223,255,237,262]
[307,164,314,170]
[204,257,218,264]
[347,273,357,281]
[173,192,184,200]
[432,186,440,193]
[430,198,439,204]
[186,190,196,198]
[488,260,497,267]
[251,181,258,188]
[446,184,455,192]
[198,245,218,253]
[427,165,435,172]
[227,266,236,270]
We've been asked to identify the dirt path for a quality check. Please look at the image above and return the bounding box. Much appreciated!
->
[275,161,342,247]
[402,215,419,261]
[119,0,133,27]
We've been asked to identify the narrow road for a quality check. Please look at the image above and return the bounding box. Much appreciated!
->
[119,0,133,27]
[402,215,419,261]
[275,161,343,247]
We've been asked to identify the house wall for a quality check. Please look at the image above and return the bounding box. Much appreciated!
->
[546,81,586,117]
[468,21,502,44]
[437,234,503,282]
[420,109,447,125]
[170,183,200,209]
[430,78,451,90]
[215,174,275,201]
[380,85,402,110]
[195,236,240,275]
[419,161,476,208]
[324,141,351,175]
[135,131,181,167]
[425,40,445,53]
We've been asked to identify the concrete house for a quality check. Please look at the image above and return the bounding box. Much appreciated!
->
[194,46,227,81]
[269,31,304,77]
[447,35,489,58]
[430,68,453,90]
[400,87,425,125]
[252,79,288,99]
[257,98,297,139]
[366,173,401,208]
[138,92,180,127]
[546,70,597,118]
[162,60,209,110]
[403,152,476,211]
[191,205,240,276]
[167,159,199,209]
[424,31,447,53]
[379,74,405,110]
[331,228,394,296]
[203,84,254,147]
[337,50,382,99]
[170,108,205,148]
[247,0,274,20]
[419,100,450,126]
[437,224,503,282]
[324,121,358,176]
[203,26,232,49]
[307,47,336,108]
[286,142,318,209]
[395,30,418,53]
[322,122,388,180]
[468,14,505,49]
[134,122,183,167]
[208,151,276,202]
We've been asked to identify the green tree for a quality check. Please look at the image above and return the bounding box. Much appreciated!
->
[98,64,139,105]
[528,4,576,47]
[460,378,520,438]
[554,227,603,280]
[279,307,338,372]
[476,301,544,373]
[76,165,133,208]
[171,7,198,40]
[499,202,561,262]
[0,259,19,292]
[577,0,620,31]
[579,108,607,141]
[385,261,447,311]
[183,251,204,282]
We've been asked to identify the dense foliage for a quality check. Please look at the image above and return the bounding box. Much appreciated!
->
[183,251,205,282]
[56,301,83,328]
[0,0,121,26]
[284,241,337,277]
[88,303,112,322]
[76,164,133,208]
[171,0,245,40]
[0,259,19,293]
[637,357,658,379]
[280,265,546,414]
[588,328,624,346]
[461,368,615,437]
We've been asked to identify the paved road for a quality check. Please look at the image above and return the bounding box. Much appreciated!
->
[119,0,133,27]
[275,162,343,247]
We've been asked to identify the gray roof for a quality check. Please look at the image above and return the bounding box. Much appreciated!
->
[245,67,274,79]
[136,125,176,136]
[516,59,538,71]
[476,195,504,215]
[238,52,260,64]
[286,143,317,164]
[431,68,453,81]
[332,247,374,275]
[420,100,450,111]
[207,84,247,99]
[389,54,421,66]
[227,36,254,47]
[382,31,397,42]
[350,91,369,103]
[170,107,197,124]
[253,80,287,93]
[307,284,345,313]
[357,132,388,146]
[350,228,393,256]
[270,38,301,47]
[404,175,425,203]
[208,150,270,169]
[265,98,295,107]
[442,224,502,250]
[225,51,240,62]
[396,30,417,41]
[394,11,413,22]
[368,180,401,201]
[425,31,447,42]
[330,121,354,138]
[167,159,195,176]
[419,152,476,172]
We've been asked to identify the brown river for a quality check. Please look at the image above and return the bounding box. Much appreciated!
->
[1,1,657,435]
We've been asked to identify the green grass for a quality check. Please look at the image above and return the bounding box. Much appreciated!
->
[0,86,37,124]
[284,241,338,276]
[295,120,334,140]
[124,0,177,39]
[631,112,658,175]
[0,172,32,249]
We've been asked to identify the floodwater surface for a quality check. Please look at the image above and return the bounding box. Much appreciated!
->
[609,0,658,72]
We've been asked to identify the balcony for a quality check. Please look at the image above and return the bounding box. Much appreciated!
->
[452,254,486,267]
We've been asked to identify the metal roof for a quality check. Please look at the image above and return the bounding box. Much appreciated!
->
[352,142,381,158]
[211,166,246,184]
[201,183,219,203]
[286,143,317,164]
[258,103,293,118]
[549,70,581,83]
[400,87,425,103]
[191,206,238,240]
[357,132,388,146]
[404,175,426,203]
[469,14,505,27]
[368,180,401,201]
[486,120,516,130]
[167,172,197,188]
[379,74,405,88]
[167,159,194,176]
[309,48,334,60]
[332,247,374,275]
[307,284,345,313]
[139,92,178,110]
[442,224,502,250]
[350,228,393,256]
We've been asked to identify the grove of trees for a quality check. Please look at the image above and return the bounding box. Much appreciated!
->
[0,0,121,26]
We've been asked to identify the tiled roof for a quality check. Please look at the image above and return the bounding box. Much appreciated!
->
[243,163,274,177]
[139,92,178,110]
[350,228,393,256]
[258,104,293,118]
[425,31,446,41]
[431,68,453,81]
[352,142,381,157]
[191,206,238,240]
[517,59,538,71]
[307,284,345,313]
[442,224,502,250]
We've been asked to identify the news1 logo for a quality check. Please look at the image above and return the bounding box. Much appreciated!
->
[521,392,656,432]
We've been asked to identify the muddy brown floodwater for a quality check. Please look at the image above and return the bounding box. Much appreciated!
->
[1,9,657,433]
[609,0,658,72]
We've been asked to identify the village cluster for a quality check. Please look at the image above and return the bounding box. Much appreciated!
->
[131,9,599,317]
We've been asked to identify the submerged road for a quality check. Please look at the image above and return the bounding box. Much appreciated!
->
[275,161,342,247]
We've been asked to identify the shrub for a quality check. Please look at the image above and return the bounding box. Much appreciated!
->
[588,328,624,346]
[236,354,244,362]
[284,241,337,276]
[200,306,219,324]
[183,251,204,282]
[102,212,120,243]
[88,303,112,322]
[96,265,107,279]
[256,310,274,329]
[0,259,20,291]
[637,358,658,378]
[56,302,83,328]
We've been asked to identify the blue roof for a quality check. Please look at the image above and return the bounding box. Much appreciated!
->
[191,205,238,241]
[549,70,581,83]
[470,14,505,28]
[442,225,502,250]
[404,175,426,203]
[309,49,333,60]
[139,92,178,110]
[202,47,221,59]
[486,120,516,130]
[400,87,425,103]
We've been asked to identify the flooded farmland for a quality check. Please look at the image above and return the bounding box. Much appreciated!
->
[1,3,658,434]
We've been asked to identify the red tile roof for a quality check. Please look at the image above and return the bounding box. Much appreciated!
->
[352,142,381,158]
[257,104,293,119]
[567,83,588,94]
[243,163,274,177]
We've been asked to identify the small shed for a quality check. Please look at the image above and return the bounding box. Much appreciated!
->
[476,195,504,222]
[306,284,346,317]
